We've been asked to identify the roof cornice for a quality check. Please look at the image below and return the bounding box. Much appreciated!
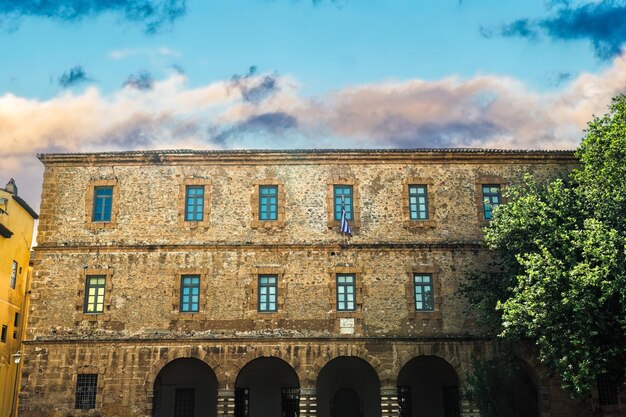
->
[37,148,578,166]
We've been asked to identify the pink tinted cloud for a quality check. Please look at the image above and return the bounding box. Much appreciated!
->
[2,53,626,212]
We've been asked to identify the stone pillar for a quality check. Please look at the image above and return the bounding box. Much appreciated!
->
[380,387,399,417]
[218,389,235,417]
[299,387,317,417]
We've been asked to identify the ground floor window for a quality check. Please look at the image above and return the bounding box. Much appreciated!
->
[281,387,300,417]
[75,374,98,409]
[442,385,461,417]
[398,386,412,417]
[175,388,195,417]
[235,387,250,417]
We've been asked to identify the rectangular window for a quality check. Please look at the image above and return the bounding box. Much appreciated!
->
[336,274,356,311]
[398,386,412,417]
[75,374,98,409]
[482,185,501,220]
[235,387,250,417]
[91,186,113,222]
[84,275,106,314]
[597,374,620,406]
[185,185,204,221]
[259,185,278,221]
[281,387,300,417]
[175,388,195,417]
[10,260,17,289]
[180,275,200,313]
[334,185,353,221]
[409,185,429,220]
[14,312,19,327]
[442,385,461,417]
[258,275,278,312]
[414,274,434,311]
[1,325,6,343]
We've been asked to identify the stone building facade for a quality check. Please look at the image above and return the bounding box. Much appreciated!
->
[20,149,615,417]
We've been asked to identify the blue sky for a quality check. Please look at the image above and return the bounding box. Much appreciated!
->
[2,0,626,208]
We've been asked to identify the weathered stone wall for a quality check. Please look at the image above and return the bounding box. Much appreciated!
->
[27,247,489,339]
[23,149,603,417]
[36,151,576,247]
[19,339,491,417]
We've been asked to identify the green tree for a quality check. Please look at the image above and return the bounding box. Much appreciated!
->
[466,95,626,397]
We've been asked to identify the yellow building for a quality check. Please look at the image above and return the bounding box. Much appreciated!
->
[0,179,37,417]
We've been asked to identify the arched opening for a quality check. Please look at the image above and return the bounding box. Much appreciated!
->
[316,356,381,417]
[235,356,300,417]
[464,355,541,417]
[397,355,460,417]
[153,357,218,417]
[507,359,540,417]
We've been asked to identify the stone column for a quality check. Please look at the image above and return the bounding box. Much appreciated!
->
[299,387,317,417]
[217,389,235,417]
[380,387,399,417]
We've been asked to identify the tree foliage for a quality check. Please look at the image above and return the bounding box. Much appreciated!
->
[466,95,626,396]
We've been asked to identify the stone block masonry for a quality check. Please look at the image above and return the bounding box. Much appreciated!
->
[21,149,610,417]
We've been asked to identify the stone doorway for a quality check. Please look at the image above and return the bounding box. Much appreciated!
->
[316,356,381,417]
[235,356,300,417]
[153,358,218,417]
[397,356,460,417]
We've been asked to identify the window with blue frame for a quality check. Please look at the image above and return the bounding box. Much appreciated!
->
[413,274,434,311]
[408,185,429,220]
[334,185,353,221]
[482,185,501,220]
[258,275,278,312]
[336,274,356,311]
[259,185,278,221]
[180,275,200,313]
[92,186,113,222]
[185,185,204,221]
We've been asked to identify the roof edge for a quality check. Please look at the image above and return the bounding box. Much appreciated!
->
[12,194,39,220]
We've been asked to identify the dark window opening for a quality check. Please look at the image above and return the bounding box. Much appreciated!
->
[281,387,300,417]
[235,387,250,417]
[442,385,461,417]
[398,386,412,417]
[597,374,621,406]
[75,374,98,409]
[1,325,6,343]
[175,388,195,417]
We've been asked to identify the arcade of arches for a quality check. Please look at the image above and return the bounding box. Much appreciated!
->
[151,354,541,417]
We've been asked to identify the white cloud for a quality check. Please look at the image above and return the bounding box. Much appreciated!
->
[3,52,626,211]
[108,46,181,60]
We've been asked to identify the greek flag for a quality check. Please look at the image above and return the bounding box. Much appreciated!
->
[340,204,352,237]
